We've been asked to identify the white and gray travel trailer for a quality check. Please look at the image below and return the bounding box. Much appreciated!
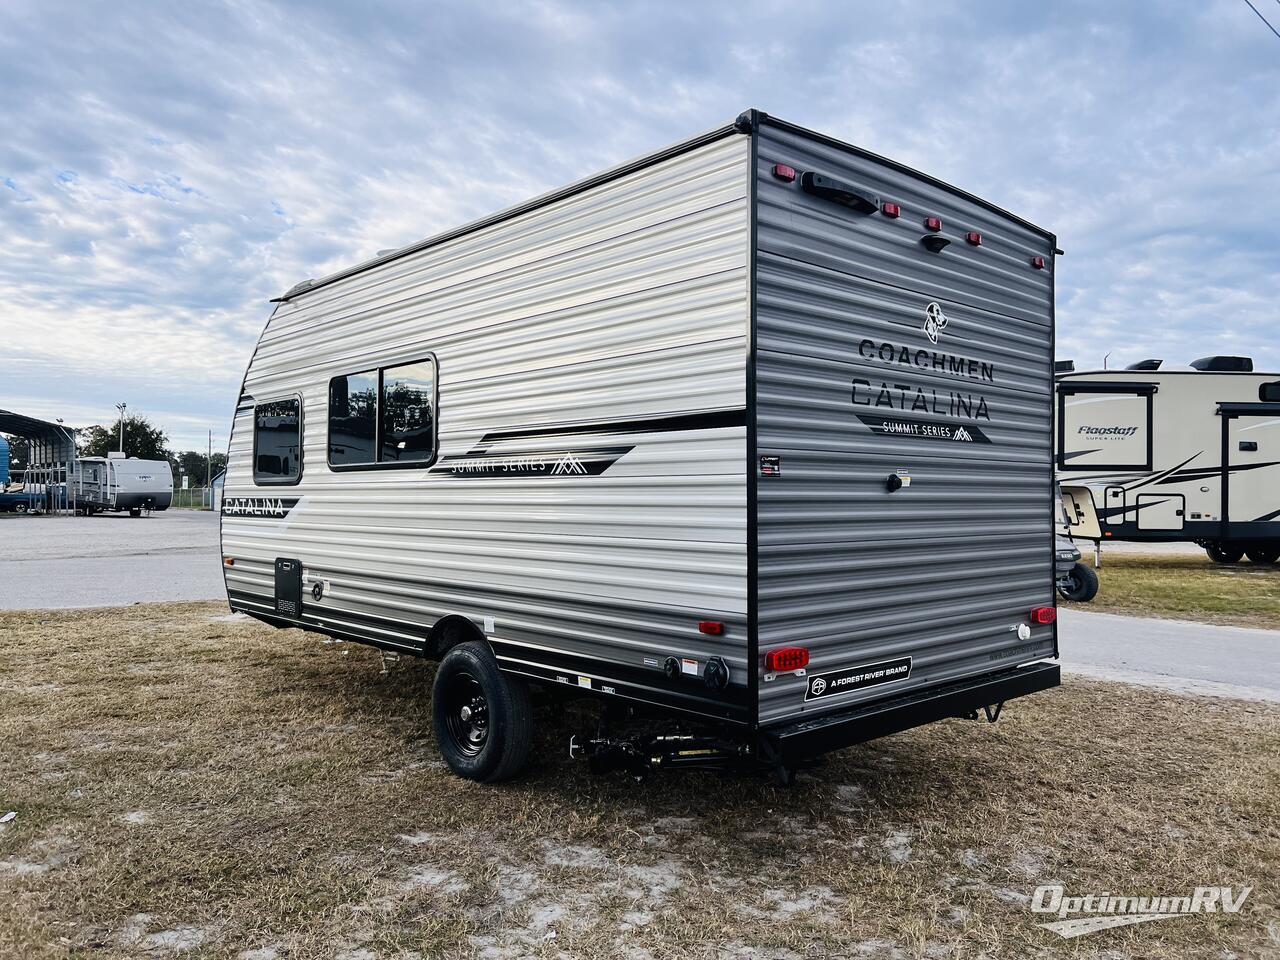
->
[74,454,174,516]
[221,111,1061,783]
[1057,357,1280,564]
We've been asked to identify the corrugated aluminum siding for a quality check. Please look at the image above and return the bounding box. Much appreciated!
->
[753,119,1057,726]
[222,132,752,718]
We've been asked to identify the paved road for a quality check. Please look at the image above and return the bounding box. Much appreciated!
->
[0,511,225,609]
[1059,608,1280,702]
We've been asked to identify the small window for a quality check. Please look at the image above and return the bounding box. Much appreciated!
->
[381,359,436,462]
[328,370,378,465]
[328,356,437,470]
[1261,381,1280,403]
[254,398,302,484]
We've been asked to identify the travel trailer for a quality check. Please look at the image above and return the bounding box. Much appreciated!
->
[74,454,174,516]
[1057,357,1280,564]
[221,111,1061,783]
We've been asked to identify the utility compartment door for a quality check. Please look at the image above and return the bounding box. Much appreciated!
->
[1136,493,1184,530]
[753,119,1058,726]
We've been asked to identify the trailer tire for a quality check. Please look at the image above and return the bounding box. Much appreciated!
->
[1245,547,1279,565]
[432,641,532,783]
[1206,543,1244,564]
[128,507,142,517]
[1057,562,1099,602]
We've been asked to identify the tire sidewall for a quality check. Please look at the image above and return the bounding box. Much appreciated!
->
[432,641,527,782]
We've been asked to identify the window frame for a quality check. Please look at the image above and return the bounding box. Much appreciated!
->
[252,393,305,487]
[1056,381,1156,473]
[326,353,439,472]
[1259,381,1280,403]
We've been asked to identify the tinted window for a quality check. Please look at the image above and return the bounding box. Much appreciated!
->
[381,359,436,462]
[328,371,378,465]
[254,398,301,483]
[1261,381,1280,403]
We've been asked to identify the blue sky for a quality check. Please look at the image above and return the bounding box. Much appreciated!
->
[2,1,1278,451]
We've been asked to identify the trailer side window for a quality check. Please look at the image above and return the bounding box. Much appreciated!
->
[1261,381,1280,403]
[328,357,438,470]
[328,370,378,465]
[381,359,436,462]
[253,398,302,484]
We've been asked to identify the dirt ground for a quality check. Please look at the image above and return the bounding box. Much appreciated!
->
[1064,552,1280,629]
[2,603,1278,959]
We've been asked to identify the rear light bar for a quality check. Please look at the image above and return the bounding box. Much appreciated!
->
[698,620,725,636]
[1031,606,1057,624]
[764,647,810,672]
[771,163,797,182]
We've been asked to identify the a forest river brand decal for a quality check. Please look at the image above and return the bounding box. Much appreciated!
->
[805,657,912,701]
[851,303,996,444]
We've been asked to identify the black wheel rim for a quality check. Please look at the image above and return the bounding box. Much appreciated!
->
[443,670,489,757]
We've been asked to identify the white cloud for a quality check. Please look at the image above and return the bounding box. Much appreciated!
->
[1,0,1278,451]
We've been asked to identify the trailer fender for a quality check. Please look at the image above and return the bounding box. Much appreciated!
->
[425,614,488,661]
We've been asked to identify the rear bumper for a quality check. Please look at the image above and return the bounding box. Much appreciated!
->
[759,661,1060,762]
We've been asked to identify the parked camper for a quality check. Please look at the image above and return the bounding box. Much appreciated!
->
[221,111,1061,782]
[74,454,174,516]
[1057,357,1280,564]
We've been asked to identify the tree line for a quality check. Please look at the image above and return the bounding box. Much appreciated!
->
[3,413,225,485]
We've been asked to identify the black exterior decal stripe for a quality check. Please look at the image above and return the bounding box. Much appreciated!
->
[471,408,747,452]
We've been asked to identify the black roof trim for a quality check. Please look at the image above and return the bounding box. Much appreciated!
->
[755,113,1057,243]
[272,118,747,303]
[1057,380,1158,395]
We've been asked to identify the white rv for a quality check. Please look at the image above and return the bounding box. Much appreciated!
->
[74,454,174,516]
[222,111,1061,783]
[1057,357,1280,563]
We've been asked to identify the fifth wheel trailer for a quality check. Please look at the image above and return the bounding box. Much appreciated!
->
[221,110,1061,782]
[1057,358,1280,564]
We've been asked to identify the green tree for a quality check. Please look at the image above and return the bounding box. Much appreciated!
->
[170,450,227,486]
[77,415,171,462]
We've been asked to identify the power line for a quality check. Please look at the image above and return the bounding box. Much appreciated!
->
[1243,0,1280,39]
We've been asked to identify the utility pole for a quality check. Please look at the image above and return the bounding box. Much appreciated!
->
[207,428,212,509]
[115,402,127,454]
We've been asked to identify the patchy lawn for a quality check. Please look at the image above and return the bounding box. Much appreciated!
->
[2,602,1278,959]
[1063,553,1280,629]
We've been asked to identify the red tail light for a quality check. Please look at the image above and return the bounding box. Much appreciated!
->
[924,215,942,231]
[698,620,725,636]
[764,647,810,672]
[771,163,797,182]
[965,231,982,246]
[1031,606,1057,624]
[882,202,901,218]
[1032,255,1046,270]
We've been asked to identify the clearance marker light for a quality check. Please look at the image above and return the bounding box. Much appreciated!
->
[698,620,725,636]
[1032,255,1046,269]
[965,231,982,246]
[882,202,901,218]
[924,215,942,231]
[771,163,797,182]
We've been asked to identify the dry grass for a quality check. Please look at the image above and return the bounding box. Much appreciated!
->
[1064,553,1280,629]
[2,602,1279,959]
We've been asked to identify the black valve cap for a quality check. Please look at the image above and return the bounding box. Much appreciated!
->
[704,657,729,691]
[664,656,681,680]
[886,473,904,492]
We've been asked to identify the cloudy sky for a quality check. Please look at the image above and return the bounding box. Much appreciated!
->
[2,1,1278,451]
